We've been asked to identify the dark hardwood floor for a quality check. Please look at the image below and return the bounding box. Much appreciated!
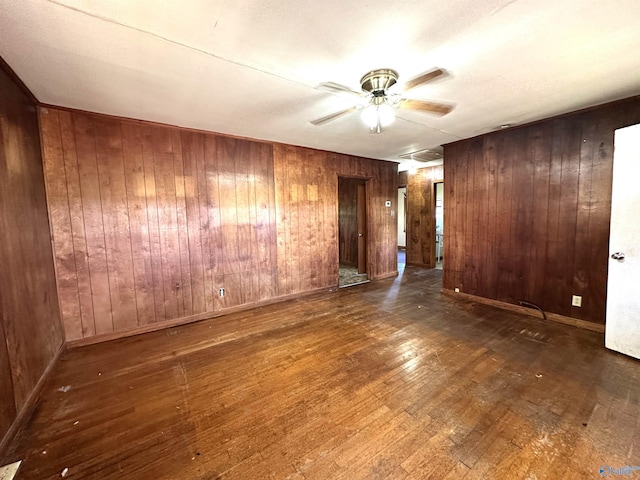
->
[3,266,639,479]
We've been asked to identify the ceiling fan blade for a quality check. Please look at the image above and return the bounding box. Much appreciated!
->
[316,82,363,98]
[402,68,445,91]
[310,106,359,126]
[399,99,453,116]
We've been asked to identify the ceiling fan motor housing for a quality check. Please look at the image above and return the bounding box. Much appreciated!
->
[360,69,399,94]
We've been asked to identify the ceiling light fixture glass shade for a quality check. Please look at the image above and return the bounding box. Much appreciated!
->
[361,102,394,133]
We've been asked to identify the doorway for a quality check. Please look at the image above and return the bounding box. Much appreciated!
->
[398,186,407,270]
[398,187,407,249]
[338,177,369,287]
[435,182,444,269]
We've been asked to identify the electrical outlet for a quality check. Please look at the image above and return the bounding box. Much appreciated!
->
[219,288,225,298]
[454,287,460,293]
[572,295,582,307]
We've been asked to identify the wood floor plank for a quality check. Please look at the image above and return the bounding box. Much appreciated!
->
[2,267,639,479]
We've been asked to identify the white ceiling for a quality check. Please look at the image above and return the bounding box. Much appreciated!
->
[2,0,640,168]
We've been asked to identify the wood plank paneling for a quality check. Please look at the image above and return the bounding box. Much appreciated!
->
[94,117,138,332]
[202,134,222,312]
[181,131,206,315]
[171,129,194,318]
[405,165,443,268]
[60,111,97,336]
[527,124,552,306]
[0,62,63,446]
[273,146,289,295]
[554,121,582,316]
[510,129,533,304]
[40,109,83,339]
[217,138,240,278]
[153,125,182,320]
[480,136,498,300]
[286,147,301,294]
[543,119,566,316]
[494,133,516,303]
[470,140,485,296]
[444,146,461,289]
[140,125,166,322]
[73,113,113,336]
[306,153,321,288]
[121,122,157,326]
[256,142,277,301]
[41,108,398,341]
[463,144,477,294]
[586,119,616,323]
[443,96,640,325]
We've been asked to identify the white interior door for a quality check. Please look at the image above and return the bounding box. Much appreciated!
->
[605,123,640,359]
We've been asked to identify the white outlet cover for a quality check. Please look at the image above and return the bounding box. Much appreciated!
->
[572,295,582,307]
[0,460,22,480]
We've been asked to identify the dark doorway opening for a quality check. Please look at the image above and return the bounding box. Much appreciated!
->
[338,177,369,287]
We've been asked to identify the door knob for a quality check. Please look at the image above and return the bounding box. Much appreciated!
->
[611,252,625,261]
[358,233,363,237]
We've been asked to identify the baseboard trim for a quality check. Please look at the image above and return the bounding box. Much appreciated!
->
[441,289,605,333]
[373,271,399,280]
[0,342,65,456]
[67,286,335,348]
[406,262,434,269]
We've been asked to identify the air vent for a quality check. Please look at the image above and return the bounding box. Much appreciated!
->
[398,147,443,163]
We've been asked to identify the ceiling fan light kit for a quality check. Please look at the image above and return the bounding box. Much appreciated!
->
[312,67,453,134]
[361,102,395,133]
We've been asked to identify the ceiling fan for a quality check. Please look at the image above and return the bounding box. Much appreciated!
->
[310,68,453,133]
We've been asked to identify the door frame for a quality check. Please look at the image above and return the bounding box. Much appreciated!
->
[434,180,444,267]
[404,171,443,269]
[356,182,367,274]
[337,175,372,283]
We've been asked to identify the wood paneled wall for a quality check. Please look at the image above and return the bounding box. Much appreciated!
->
[0,62,63,445]
[406,165,443,268]
[338,177,360,266]
[41,108,398,342]
[273,146,397,293]
[443,96,640,325]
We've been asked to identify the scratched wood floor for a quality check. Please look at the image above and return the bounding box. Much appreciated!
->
[3,266,640,479]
